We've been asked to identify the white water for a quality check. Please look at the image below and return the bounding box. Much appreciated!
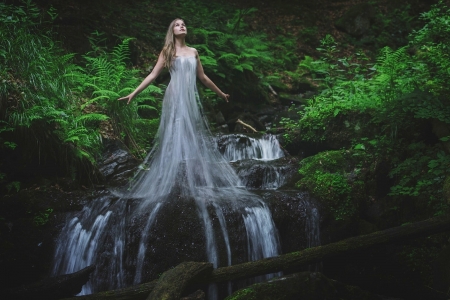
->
[133,203,162,285]
[52,55,285,297]
[305,204,322,272]
[243,206,280,261]
[217,134,285,162]
[52,196,114,294]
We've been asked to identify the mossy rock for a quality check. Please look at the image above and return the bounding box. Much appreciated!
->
[296,150,366,221]
[334,3,375,37]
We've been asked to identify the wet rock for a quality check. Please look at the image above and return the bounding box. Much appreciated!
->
[215,111,226,125]
[97,139,140,186]
[262,190,321,254]
[216,124,229,133]
[233,156,300,190]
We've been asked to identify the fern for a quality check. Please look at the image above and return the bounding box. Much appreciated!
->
[70,36,163,157]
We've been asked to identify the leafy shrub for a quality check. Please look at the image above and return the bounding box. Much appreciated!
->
[0,1,107,184]
[286,0,450,219]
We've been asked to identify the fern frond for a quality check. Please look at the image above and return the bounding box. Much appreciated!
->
[137,104,157,111]
[92,89,121,98]
[75,113,109,123]
[81,95,110,110]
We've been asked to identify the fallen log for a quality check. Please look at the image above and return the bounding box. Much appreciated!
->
[5,265,95,300]
[198,215,450,283]
[61,281,158,300]
[146,262,212,300]
[61,215,450,299]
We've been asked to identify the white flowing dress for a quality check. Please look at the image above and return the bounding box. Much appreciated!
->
[128,55,246,205]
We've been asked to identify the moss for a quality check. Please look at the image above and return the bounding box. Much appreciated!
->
[296,150,365,221]
[224,288,256,300]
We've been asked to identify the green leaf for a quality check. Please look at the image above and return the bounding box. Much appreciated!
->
[354,144,366,150]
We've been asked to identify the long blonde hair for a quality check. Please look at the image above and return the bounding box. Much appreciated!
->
[162,18,183,69]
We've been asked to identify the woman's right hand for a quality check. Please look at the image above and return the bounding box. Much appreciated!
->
[118,94,135,105]
[220,92,230,103]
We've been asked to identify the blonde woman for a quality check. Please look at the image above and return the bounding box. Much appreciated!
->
[119,18,229,104]
[119,19,238,199]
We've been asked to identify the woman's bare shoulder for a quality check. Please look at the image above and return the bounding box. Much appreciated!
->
[189,47,199,57]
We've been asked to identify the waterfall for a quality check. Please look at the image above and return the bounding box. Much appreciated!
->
[52,196,114,294]
[52,133,285,297]
[305,204,322,272]
[133,203,162,285]
[216,134,284,162]
[243,206,280,261]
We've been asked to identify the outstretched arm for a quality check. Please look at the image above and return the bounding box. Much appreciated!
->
[118,52,166,104]
[195,49,229,102]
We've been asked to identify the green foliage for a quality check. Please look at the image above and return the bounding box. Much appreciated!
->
[280,1,449,145]
[388,142,450,215]
[285,1,450,219]
[297,151,363,220]
[0,1,167,189]
[6,181,20,193]
[70,36,163,157]
[411,1,450,90]
[32,208,53,226]
[0,1,108,184]
[187,8,275,102]
[161,1,297,103]
[354,2,416,48]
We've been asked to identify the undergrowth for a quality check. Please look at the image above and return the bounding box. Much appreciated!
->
[288,1,450,219]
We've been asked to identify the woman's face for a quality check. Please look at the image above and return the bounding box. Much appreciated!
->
[173,19,187,36]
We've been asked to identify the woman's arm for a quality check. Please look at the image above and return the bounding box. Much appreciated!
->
[118,52,166,104]
[195,49,229,102]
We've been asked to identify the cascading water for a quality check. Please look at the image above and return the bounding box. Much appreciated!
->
[52,55,285,298]
[305,203,322,272]
[52,133,285,297]
[216,134,285,162]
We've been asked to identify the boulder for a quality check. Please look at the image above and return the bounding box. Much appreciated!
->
[335,3,375,37]
[97,139,140,186]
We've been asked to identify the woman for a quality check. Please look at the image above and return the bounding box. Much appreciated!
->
[119,18,240,199]
[118,18,229,104]
[52,19,279,294]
